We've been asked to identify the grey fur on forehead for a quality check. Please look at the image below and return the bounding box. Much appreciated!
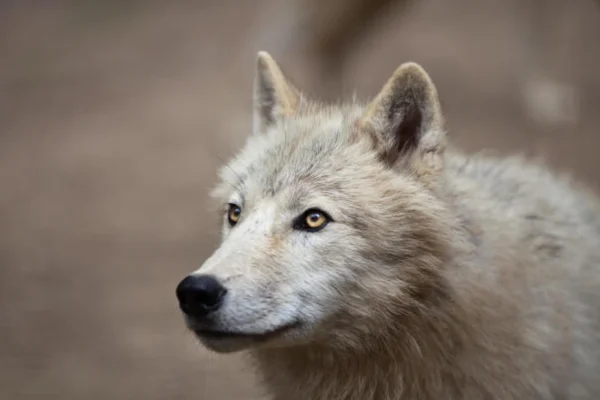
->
[223,102,371,199]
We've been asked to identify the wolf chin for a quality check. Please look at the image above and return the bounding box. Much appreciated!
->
[175,51,600,400]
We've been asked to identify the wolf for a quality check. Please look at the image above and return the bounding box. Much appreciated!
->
[175,51,600,399]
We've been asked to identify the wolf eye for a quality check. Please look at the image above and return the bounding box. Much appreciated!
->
[294,208,331,232]
[227,204,241,226]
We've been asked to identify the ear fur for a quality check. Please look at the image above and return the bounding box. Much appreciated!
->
[358,62,446,181]
[253,51,301,135]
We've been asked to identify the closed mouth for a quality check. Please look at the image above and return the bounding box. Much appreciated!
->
[193,321,299,341]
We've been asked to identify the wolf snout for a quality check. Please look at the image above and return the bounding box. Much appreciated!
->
[176,274,227,318]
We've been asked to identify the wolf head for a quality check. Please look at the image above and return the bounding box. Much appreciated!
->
[176,52,454,354]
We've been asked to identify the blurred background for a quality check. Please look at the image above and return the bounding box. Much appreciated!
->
[0,0,599,399]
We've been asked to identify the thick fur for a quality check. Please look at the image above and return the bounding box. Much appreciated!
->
[180,52,600,399]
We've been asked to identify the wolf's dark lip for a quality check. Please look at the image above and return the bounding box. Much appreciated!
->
[194,329,254,339]
[193,322,298,340]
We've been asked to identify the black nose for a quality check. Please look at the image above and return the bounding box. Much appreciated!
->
[176,275,227,318]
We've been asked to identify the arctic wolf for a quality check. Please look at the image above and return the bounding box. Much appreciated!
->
[176,51,600,399]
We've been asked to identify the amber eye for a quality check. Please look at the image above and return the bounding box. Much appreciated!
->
[294,208,331,232]
[227,204,241,226]
[306,211,327,229]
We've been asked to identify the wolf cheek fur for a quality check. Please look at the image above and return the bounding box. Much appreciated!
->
[175,51,600,400]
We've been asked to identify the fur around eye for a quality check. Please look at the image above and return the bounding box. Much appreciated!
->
[294,208,331,232]
[227,204,241,226]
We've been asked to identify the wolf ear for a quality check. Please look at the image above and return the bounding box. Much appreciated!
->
[359,62,446,179]
[253,51,301,135]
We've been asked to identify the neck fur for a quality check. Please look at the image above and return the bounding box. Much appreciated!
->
[251,291,469,400]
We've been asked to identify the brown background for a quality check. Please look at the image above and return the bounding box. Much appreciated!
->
[1,1,599,399]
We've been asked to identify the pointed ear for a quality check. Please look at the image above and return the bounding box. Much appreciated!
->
[253,51,301,135]
[358,62,446,178]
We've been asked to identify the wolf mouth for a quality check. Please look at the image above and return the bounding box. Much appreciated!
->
[194,322,299,341]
